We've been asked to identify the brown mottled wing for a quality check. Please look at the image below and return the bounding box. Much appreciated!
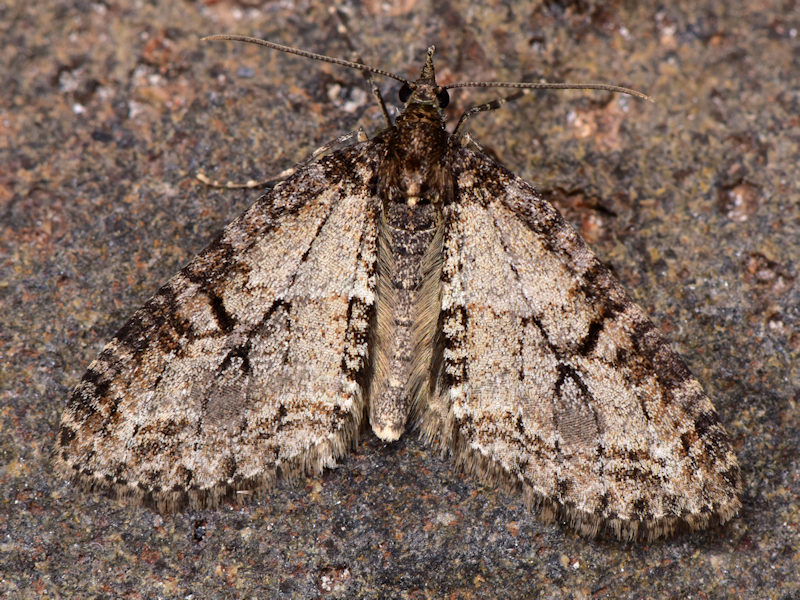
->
[419,148,741,541]
[55,143,381,511]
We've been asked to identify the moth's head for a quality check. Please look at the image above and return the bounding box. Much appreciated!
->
[397,46,450,111]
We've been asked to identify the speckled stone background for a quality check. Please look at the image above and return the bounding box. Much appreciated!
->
[2,0,798,598]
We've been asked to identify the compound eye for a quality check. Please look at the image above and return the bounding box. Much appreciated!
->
[436,88,450,108]
[398,83,413,103]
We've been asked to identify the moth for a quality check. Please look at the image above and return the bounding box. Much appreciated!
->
[55,35,741,541]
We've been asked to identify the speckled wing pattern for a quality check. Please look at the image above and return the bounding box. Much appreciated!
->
[55,40,740,540]
[417,148,741,540]
[55,145,382,511]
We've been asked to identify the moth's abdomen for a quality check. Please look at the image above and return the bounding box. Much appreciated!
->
[369,200,441,440]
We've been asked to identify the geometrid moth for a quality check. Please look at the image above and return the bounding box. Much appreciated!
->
[55,35,741,541]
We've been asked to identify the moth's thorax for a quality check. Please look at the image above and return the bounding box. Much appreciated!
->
[378,102,451,206]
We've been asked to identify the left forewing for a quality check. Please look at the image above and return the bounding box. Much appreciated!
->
[419,147,740,541]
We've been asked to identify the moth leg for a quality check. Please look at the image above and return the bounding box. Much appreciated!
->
[197,9,392,192]
[196,128,369,189]
[358,59,392,127]
[329,6,393,126]
[459,132,488,154]
[453,91,526,139]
